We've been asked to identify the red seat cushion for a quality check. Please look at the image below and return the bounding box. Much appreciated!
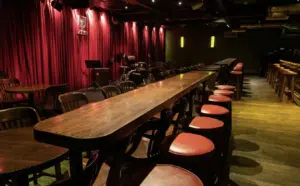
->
[233,63,243,71]
[201,104,229,115]
[169,133,214,156]
[213,89,234,96]
[141,164,204,186]
[189,116,224,130]
[209,95,232,103]
[231,70,242,75]
[215,85,235,90]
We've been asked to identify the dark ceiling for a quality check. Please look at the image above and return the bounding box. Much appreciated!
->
[63,0,300,30]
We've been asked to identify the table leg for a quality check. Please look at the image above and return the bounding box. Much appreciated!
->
[27,92,35,107]
[187,90,195,118]
[107,139,129,186]
[12,174,29,186]
[69,149,83,180]
[201,82,206,104]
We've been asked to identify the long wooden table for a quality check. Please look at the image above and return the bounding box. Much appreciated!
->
[214,58,236,66]
[33,71,214,180]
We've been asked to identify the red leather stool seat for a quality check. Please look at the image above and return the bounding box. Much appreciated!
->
[209,95,232,103]
[169,133,215,156]
[201,104,229,115]
[141,164,204,186]
[231,70,242,75]
[213,89,234,96]
[233,63,243,71]
[215,85,235,90]
[189,116,224,130]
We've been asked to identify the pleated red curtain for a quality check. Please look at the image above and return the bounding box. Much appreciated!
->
[0,0,165,90]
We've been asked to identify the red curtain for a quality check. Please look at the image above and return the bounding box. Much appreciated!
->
[0,0,165,90]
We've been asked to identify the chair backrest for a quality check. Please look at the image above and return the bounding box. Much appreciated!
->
[0,71,8,79]
[125,108,173,158]
[0,107,40,131]
[59,92,89,113]
[78,88,105,103]
[118,81,137,93]
[101,85,121,99]
[53,153,101,186]
[128,70,144,86]
[43,84,68,110]
[0,78,20,100]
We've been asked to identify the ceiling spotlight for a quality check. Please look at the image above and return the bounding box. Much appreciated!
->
[178,1,182,6]
[152,0,155,3]
[51,0,63,12]
[125,6,128,9]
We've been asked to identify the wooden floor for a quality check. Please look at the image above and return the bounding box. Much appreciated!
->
[34,76,300,186]
[230,76,300,186]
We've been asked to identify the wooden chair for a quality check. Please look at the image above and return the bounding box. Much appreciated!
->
[53,153,101,186]
[0,107,39,131]
[78,88,106,103]
[101,85,121,99]
[0,71,8,79]
[0,107,63,184]
[0,78,27,108]
[118,81,137,93]
[59,92,89,113]
[39,84,68,117]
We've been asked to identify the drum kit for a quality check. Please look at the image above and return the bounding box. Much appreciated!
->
[119,55,155,85]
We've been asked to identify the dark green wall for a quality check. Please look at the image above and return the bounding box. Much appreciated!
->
[166,26,300,73]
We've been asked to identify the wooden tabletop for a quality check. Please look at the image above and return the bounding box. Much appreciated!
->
[214,58,236,66]
[0,127,67,177]
[34,71,213,149]
[5,85,50,93]
[199,65,221,71]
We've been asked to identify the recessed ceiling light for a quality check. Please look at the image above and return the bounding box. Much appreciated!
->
[152,0,155,3]
[125,6,128,9]
[178,1,182,6]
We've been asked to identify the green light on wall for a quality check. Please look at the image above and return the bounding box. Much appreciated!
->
[180,36,185,48]
[210,36,215,48]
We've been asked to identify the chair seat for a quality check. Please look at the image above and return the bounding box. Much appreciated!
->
[231,70,242,75]
[213,89,234,96]
[140,165,204,186]
[209,95,232,103]
[189,116,224,130]
[215,85,235,90]
[201,104,229,115]
[169,133,215,156]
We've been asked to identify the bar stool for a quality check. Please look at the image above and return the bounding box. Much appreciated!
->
[207,95,232,142]
[233,62,243,71]
[230,70,243,100]
[215,85,235,91]
[208,94,232,112]
[181,116,225,180]
[196,104,231,147]
[115,164,204,186]
[278,69,297,102]
[161,132,216,185]
[213,89,234,99]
